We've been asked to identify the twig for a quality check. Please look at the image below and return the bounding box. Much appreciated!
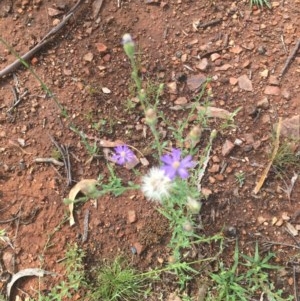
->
[284,227,300,248]
[253,117,282,194]
[196,18,222,29]
[0,0,84,78]
[82,209,90,243]
[6,89,28,114]
[34,157,64,166]
[279,39,300,78]
[294,265,299,301]
[200,46,230,58]
[280,35,288,54]
[262,240,300,250]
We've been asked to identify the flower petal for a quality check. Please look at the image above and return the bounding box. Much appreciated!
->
[181,155,195,168]
[161,154,174,165]
[161,166,176,180]
[178,168,189,179]
[171,148,181,161]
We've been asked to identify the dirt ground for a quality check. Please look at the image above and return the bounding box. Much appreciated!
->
[0,0,300,299]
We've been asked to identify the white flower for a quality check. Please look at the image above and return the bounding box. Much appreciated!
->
[141,167,172,203]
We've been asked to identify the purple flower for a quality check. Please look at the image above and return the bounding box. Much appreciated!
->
[160,148,195,180]
[112,145,135,165]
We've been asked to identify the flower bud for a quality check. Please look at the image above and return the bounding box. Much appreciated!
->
[122,33,135,59]
[145,108,157,125]
[182,220,193,232]
[210,129,218,140]
[186,197,201,214]
[185,125,202,148]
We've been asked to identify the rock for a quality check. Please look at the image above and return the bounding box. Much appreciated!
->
[212,155,220,163]
[229,77,238,85]
[181,53,188,62]
[187,74,206,91]
[0,131,7,137]
[2,251,14,273]
[208,164,220,173]
[268,75,280,86]
[275,218,284,226]
[174,97,188,105]
[260,69,269,78]
[208,176,216,184]
[281,88,291,100]
[242,60,251,68]
[261,114,270,124]
[238,74,253,91]
[222,139,234,156]
[214,59,222,66]
[167,82,177,94]
[197,106,231,119]
[52,18,60,26]
[230,45,243,54]
[257,97,269,109]
[103,54,111,62]
[47,7,63,16]
[279,115,300,139]
[257,45,267,55]
[214,174,224,181]
[63,68,72,76]
[257,216,267,225]
[196,58,209,71]
[234,138,243,146]
[102,87,111,94]
[96,42,108,53]
[253,140,261,149]
[264,85,281,95]
[197,284,209,301]
[215,64,232,71]
[132,242,144,255]
[243,41,255,51]
[127,210,137,223]
[244,133,254,144]
[201,187,212,198]
[210,53,221,62]
[167,293,182,301]
[83,52,94,62]
[286,222,298,236]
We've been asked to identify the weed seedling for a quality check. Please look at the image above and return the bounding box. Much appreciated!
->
[209,243,249,301]
[92,257,151,301]
[241,242,293,301]
[272,139,300,174]
[250,0,271,9]
[234,171,245,188]
[220,107,242,132]
[32,244,86,301]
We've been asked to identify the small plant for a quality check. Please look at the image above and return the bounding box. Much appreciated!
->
[234,171,245,187]
[98,163,139,197]
[220,107,242,132]
[70,126,98,157]
[208,242,293,301]
[33,243,86,301]
[272,139,300,173]
[91,257,150,301]
[250,0,271,9]
[209,244,249,301]
[241,242,293,301]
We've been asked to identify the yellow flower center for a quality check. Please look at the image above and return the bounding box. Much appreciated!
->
[172,161,180,169]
